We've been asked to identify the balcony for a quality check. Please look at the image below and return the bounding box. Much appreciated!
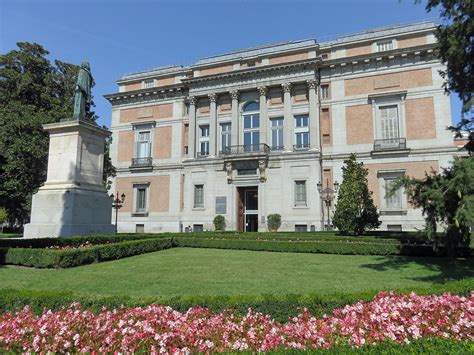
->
[130,157,153,168]
[372,138,409,155]
[293,144,310,151]
[220,143,270,157]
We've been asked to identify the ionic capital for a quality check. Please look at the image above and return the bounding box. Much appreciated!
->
[281,82,292,93]
[188,96,197,105]
[208,93,217,103]
[307,79,318,90]
[230,90,240,100]
[257,86,267,97]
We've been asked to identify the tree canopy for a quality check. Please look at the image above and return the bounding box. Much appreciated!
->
[0,42,114,225]
[421,0,473,150]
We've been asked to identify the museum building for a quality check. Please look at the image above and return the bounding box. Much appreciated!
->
[105,21,464,233]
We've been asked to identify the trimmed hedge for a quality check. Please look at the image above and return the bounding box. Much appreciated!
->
[174,237,438,256]
[0,233,161,249]
[0,238,174,268]
[0,278,471,322]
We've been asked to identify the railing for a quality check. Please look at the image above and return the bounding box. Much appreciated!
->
[197,151,209,158]
[270,145,285,152]
[221,143,270,156]
[293,144,310,151]
[131,157,153,167]
[373,138,407,151]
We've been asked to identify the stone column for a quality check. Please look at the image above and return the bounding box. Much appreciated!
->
[307,79,320,150]
[209,93,217,156]
[230,90,239,147]
[188,96,197,158]
[282,82,293,152]
[258,86,268,145]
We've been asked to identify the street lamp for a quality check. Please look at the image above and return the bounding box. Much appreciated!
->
[111,192,126,234]
[317,179,339,230]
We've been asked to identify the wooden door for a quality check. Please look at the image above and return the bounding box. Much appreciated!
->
[237,188,245,232]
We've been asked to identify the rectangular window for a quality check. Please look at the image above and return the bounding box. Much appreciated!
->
[379,105,400,140]
[193,224,204,232]
[384,178,402,209]
[136,187,147,212]
[136,131,151,158]
[221,123,231,153]
[199,125,209,156]
[321,84,329,99]
[295,180,307,206]
[143,79,155,89]
[194,184,204,208]
[270,117,284,150]
[295,224,308,232]
[135,224,145,233]
[376,40,394,52]
[294,115,309,150]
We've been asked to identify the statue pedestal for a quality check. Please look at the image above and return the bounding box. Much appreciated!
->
[23,119,115,238]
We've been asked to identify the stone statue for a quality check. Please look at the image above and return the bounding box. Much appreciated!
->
[73,61,94,120]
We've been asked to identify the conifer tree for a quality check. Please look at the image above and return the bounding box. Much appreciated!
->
[333,154,381,235]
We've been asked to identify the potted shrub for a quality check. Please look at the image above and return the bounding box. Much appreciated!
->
[213,215,226,231]
[267,213,281,232]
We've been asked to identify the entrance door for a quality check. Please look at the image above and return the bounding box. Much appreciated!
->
[236,187,259,232]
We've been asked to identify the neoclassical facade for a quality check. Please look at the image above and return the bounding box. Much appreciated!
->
[105,21,464,233]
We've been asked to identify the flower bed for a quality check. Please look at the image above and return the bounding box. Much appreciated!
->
[0,291,472,353]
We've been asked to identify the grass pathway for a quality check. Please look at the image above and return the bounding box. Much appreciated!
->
[0,248,471,297]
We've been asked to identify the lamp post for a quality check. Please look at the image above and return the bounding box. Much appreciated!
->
[317,178,339,230]
[111,192,126,234]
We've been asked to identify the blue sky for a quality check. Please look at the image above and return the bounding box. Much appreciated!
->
[0,0,462,128]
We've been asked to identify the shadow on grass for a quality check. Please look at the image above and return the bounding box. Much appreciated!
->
[359,256,474,284]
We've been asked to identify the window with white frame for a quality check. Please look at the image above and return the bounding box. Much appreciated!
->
[134,184,149,213]
[294,115,309,149]
[136,131,151,158]
[295,180,307,206]
[270,117,284,150]
[221,123,231,152]
[242,102,260,152]
[194,184,204,208]
[199,125,209,156]
[376,40,394,52]
[379,105,400,141]
[384,177,402,210]
[321,84,329,99]
[143,79,155,89]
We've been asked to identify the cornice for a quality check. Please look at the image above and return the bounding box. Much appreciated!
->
[320,43,437,70]
[104,83,187,105]
[182,58,321,85]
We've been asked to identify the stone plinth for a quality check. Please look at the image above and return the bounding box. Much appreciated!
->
[23,119,115,238]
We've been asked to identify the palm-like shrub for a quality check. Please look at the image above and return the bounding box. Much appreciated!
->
[267,214,282,232]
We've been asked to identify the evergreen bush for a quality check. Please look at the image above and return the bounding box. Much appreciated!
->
[213,215,226,231]
[267,214,282,231]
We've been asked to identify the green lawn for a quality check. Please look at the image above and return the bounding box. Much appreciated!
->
[0,248,471,298]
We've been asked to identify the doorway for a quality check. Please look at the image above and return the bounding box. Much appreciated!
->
[237,187,258,232]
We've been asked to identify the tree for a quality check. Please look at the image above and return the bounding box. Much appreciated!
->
[333,154,381,235]
[0,42,115,224]
[419,0,473,152]
[390,157,473,255]
[0,207,7,233]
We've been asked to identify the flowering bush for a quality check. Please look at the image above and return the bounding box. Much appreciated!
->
[0,292,472,353]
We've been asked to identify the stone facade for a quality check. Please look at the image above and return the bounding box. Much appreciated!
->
[105,21,465,233]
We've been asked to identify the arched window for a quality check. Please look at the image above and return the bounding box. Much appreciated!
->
[242,101,260,151]
[243,101,259,112]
